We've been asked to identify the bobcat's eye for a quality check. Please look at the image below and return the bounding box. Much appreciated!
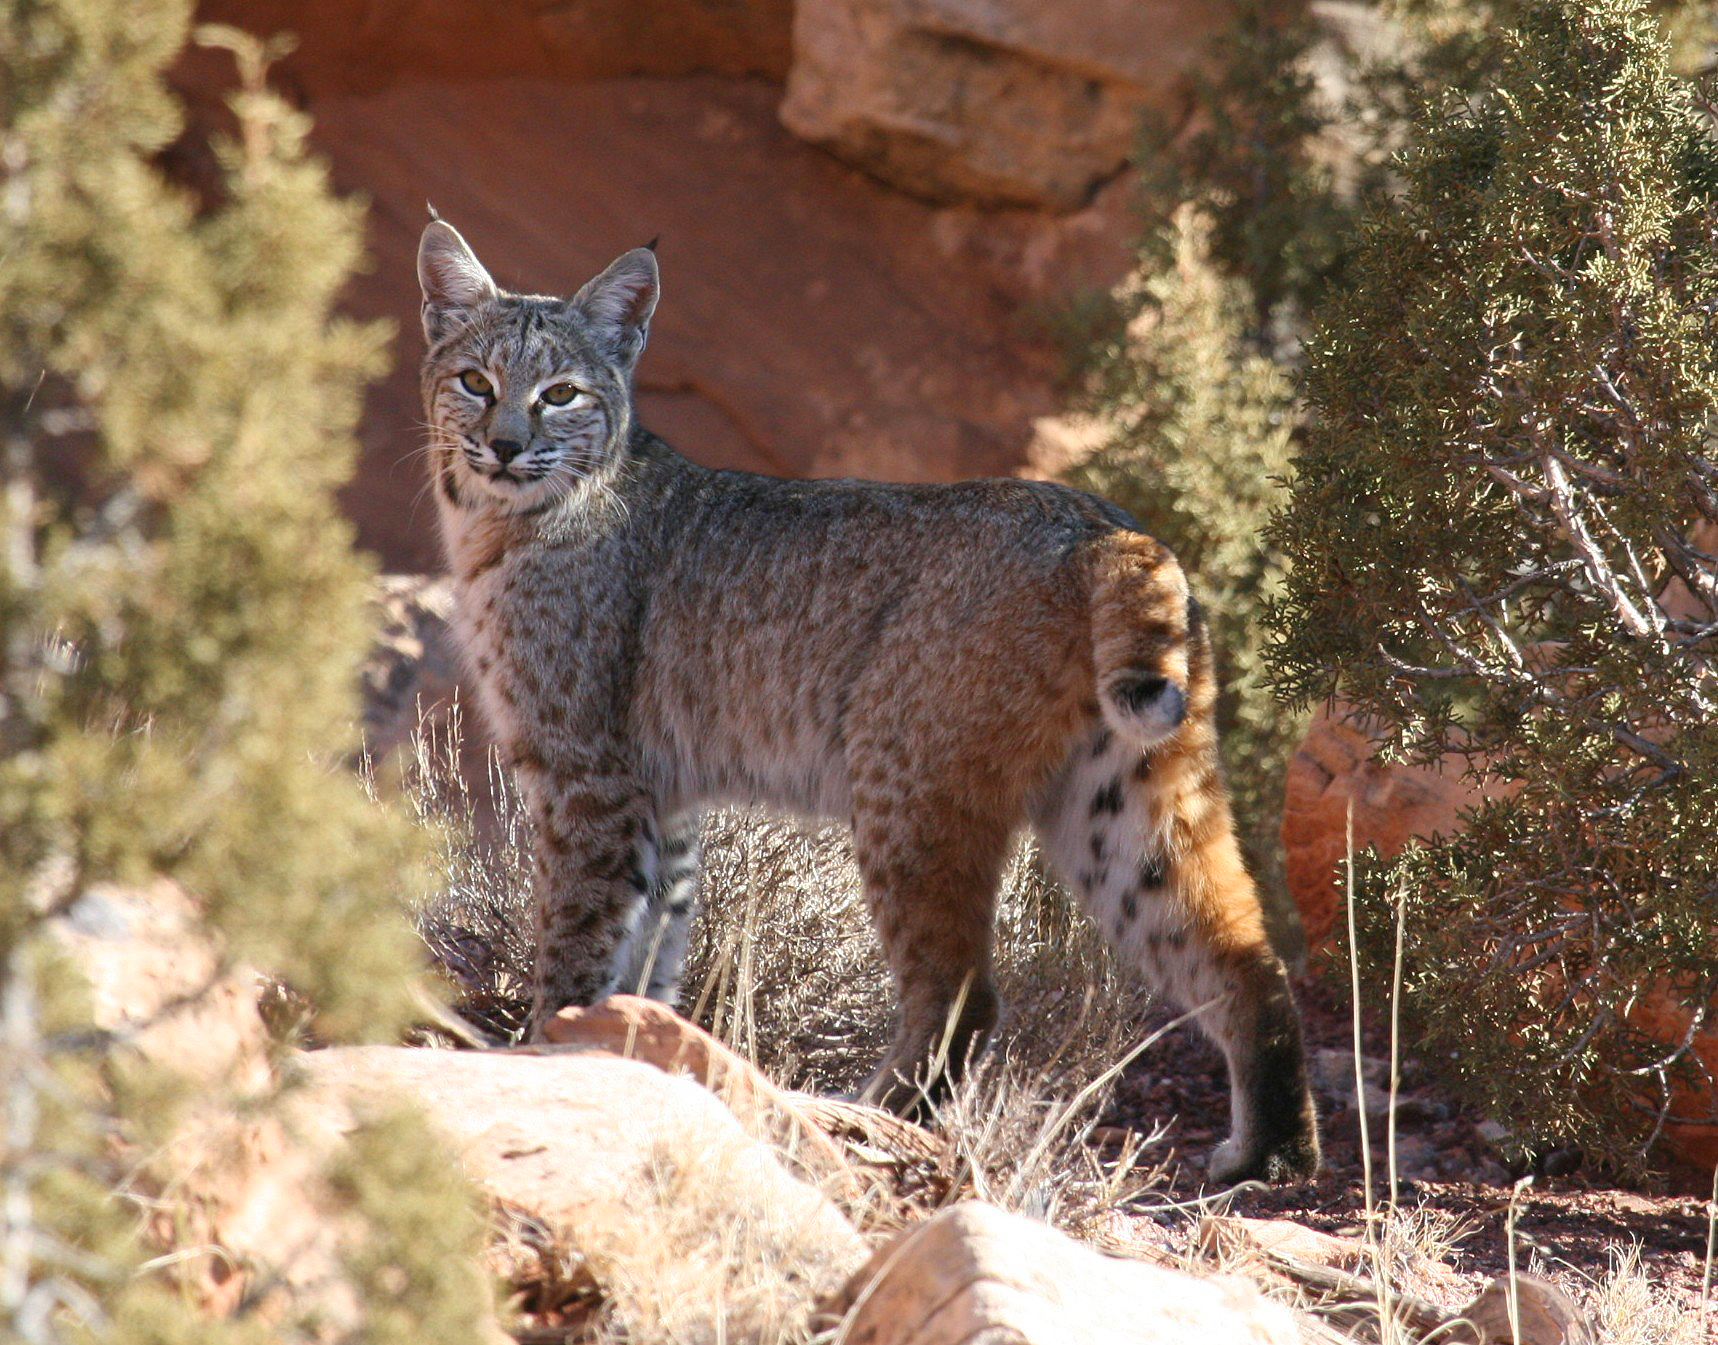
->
[458,369,494,398]
[540,382,582,407]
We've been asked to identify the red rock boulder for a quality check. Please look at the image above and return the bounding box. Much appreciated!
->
[1279,704,1479,953]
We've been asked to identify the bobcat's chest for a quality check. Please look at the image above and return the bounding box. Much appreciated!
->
[451,565,536,748]
[451,541,625,758]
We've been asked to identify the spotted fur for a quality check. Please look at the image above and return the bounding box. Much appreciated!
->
[417,219,1319,1184]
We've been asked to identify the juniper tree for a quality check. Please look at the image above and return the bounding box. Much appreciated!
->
[1,4,486,1338]
[1266,0,1718,1170]
[1130,4,1361,348]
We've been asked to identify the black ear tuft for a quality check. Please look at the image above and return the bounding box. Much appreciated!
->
[643,235,660,253]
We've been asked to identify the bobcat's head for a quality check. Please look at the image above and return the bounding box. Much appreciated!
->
[417,218,657,513]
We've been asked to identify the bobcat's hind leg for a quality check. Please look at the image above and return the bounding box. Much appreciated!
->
[604,813,701,1005]
[1201,944,1319,1184]
[850,795,1012,1117]
[1033,726,1319,1184]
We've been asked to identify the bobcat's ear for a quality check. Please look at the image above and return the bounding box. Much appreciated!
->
[418,219,498,343]
[571,248,659,371]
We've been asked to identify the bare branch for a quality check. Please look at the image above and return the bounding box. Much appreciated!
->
[1473,559,1585,608]
[1654,525,1718,622]
[1483,460,1547,503]
[1537,448,1661,639]
[1376,644,1471,680]
[1591,362,1643,432]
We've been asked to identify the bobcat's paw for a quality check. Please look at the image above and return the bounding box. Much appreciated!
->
[856,1065,940,1121]
[1209,1129,1321,1186]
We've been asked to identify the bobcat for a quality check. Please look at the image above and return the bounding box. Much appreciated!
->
[418,217,1319,1183]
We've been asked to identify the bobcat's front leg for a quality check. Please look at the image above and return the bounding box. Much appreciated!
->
[513,745,655,1034]
[604,815,702,1004]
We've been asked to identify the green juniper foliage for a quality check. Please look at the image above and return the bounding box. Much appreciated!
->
[1,2,485,1338]
[1125,0,1716,357]
[326,1108,496,1345]
[1067,208,1303,957]
[1266,0,1718,1170]
[1131,3,1360,345]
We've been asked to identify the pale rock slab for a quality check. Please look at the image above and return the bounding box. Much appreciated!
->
[543,995,927,1210]
[833,1201,1302,1345]
[303,1044,870,1302]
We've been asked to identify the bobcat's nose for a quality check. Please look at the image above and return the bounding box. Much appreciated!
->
[490,438,525,464]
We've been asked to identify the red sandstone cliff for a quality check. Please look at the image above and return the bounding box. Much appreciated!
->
[177,0,1252,570]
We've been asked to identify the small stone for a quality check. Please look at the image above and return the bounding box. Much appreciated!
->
[1476,1119,1512,1146]
[1460,1275,1595,1345]
[1390,1095,1452,1125]
[1197,1216,1370,1275]
[1309,1047,1390,1104]
[1534,1146,1583,1179]
[1471,1158,1514,1187]
[1388,1133,1440,1180]
[1361,1082,1395,1119]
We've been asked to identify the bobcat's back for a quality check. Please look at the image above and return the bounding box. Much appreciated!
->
[594,442,1146,820]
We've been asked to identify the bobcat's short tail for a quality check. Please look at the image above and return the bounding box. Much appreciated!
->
[1040,528,1319,1186]
[1089,531,1205,748]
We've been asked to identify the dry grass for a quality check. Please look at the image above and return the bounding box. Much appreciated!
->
[920,1017,1169,1240]
[572,1133,866,1345]
[489,1142,863,1345]
[683,808,1171,1239]
[397,701,536,1040]
[1373,1205,1472,1305]
[684,810,1158,1092]
[490,1202,604,1340]
[1579,1244,1708,1345]
[681,811,889,1092]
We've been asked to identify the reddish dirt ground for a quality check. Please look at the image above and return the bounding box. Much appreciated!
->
[1105,975,1717,1316]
